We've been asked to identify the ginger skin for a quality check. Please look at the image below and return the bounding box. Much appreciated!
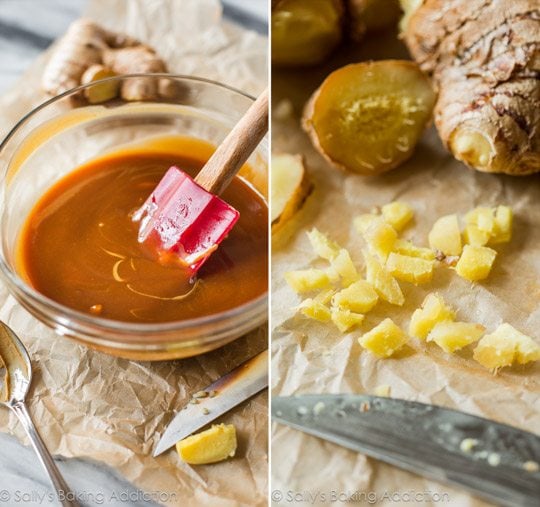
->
[401,0,540,175]
[42,18,170,102]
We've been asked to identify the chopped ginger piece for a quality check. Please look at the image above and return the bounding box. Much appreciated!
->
[353,213,380,233]
[359,318,408,358]
[329,248,358,286]
[381,202,414,231]
[386,252,434,284]
[314,289,335,305]
[455,245,497,282]
[409,293,456,340]
[428,321,485,353]
[331,307,364,332]
[176,424,237,465]
[364,251,404,306]
[473,323,540,370]
[491,206,512,244]
[465,207,495,234]
[428,214,462,256]
[307,228,340,260]
[393,239,435,260]
[463,223,490,246]
[357,216,397,261]
[298,298,331,322]
[285,269,330,293]
[332,280,378,313]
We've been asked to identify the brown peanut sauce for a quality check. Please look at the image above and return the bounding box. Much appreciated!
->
[16,137,268,323]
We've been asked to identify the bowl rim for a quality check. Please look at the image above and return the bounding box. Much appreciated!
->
[0,73,268,342]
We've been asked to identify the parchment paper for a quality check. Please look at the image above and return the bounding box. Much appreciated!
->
[271,31,540,507]
[0,1,268,506]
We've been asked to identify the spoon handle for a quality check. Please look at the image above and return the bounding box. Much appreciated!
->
[11,401,79,507]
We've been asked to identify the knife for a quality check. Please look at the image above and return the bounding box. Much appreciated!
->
[272,394,540,507]
[153,350,267,456]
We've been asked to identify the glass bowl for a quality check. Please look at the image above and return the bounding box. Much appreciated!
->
[0,75,268,360]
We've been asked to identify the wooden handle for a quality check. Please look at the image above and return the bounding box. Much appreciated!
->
[195,87,268,195]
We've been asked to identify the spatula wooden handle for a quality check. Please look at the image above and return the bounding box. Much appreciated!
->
[195,87,268,195]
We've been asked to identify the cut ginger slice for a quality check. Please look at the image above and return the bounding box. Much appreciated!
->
[176,424,237,465]
[332,280,378,313]
[381,201,414,231]
[386,252,434,284]
[331,307,364,332]
[455,245,497,282]
[428,321,485,353]
[409,293,456,340]
[298,298,331,322]
[428,214,462,256]
[271,154,313,232]
[328,248,359,286]
[303,60,436,175]
[307,228,340,260]
[364,251,404,306]
[473,323,540,370]
[356,216,397,261]
[285,269,330,293]
[393,239,435,260]
[359,318,409,358]
[491,206,512,244]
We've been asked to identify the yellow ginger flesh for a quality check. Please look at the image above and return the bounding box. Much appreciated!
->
[176,424,237,465]
[359,318,409,358]
[386,252,434,284]
[332,280,378,313]
[394,239,435,260]
[455,245,497,282]
[428,321,485,353]
[298,298,331,322]
[285,269,330,293]
[307,228,340,260]
[381,201,414,231]
[409,293,456,340]
[473,323,540,370]
[329,248,359,286]
[356,216,397,261]
[364,251,404,306]
[428,214,462,256]
[331,307,364,332]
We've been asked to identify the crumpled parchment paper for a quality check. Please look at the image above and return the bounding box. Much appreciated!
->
[0,1,268,506]
[271,31,540,507]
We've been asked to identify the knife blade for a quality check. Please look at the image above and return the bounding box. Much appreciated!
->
[272,395,540,507]
[154,350,267,456]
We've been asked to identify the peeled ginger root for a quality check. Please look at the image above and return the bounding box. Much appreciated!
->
[401,0,540,175]
[271,154,313,232]
[271,0,343,66]
[303,60,436,175]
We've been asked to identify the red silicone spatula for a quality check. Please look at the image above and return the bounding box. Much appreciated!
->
[133,88,268,271]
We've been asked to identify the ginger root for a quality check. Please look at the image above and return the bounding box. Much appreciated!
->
[271,0,344,66]
[303,60,436,174]
[401,0,540,175]
[42,18,170,102]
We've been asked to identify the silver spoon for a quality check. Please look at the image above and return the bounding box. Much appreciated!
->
[0,321,79,507]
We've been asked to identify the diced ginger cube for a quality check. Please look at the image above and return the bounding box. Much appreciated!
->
[473,323,540,370]
[359,318,409,358]
[393,239,435,260]
[427,321,485,353]
[331,307,364,332]
[285,269,330,293]
[374,384,391,397]
[463,223,490,246]
[428,214,462,256]
[364,251,404,306]
[409,293,456,340]
[298,298,331,322]
[307,228,340,260]
[176,424,237,465]
[357,216,397,261]
[332,280,378,313]
[353,213,380,233]
[381,201,414,231]
[465,207,495,233]
[329,248,358,287]
[491,206,512,244]
[455,245,497,282]
[314,289,334,305]
[386,252,434,284]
